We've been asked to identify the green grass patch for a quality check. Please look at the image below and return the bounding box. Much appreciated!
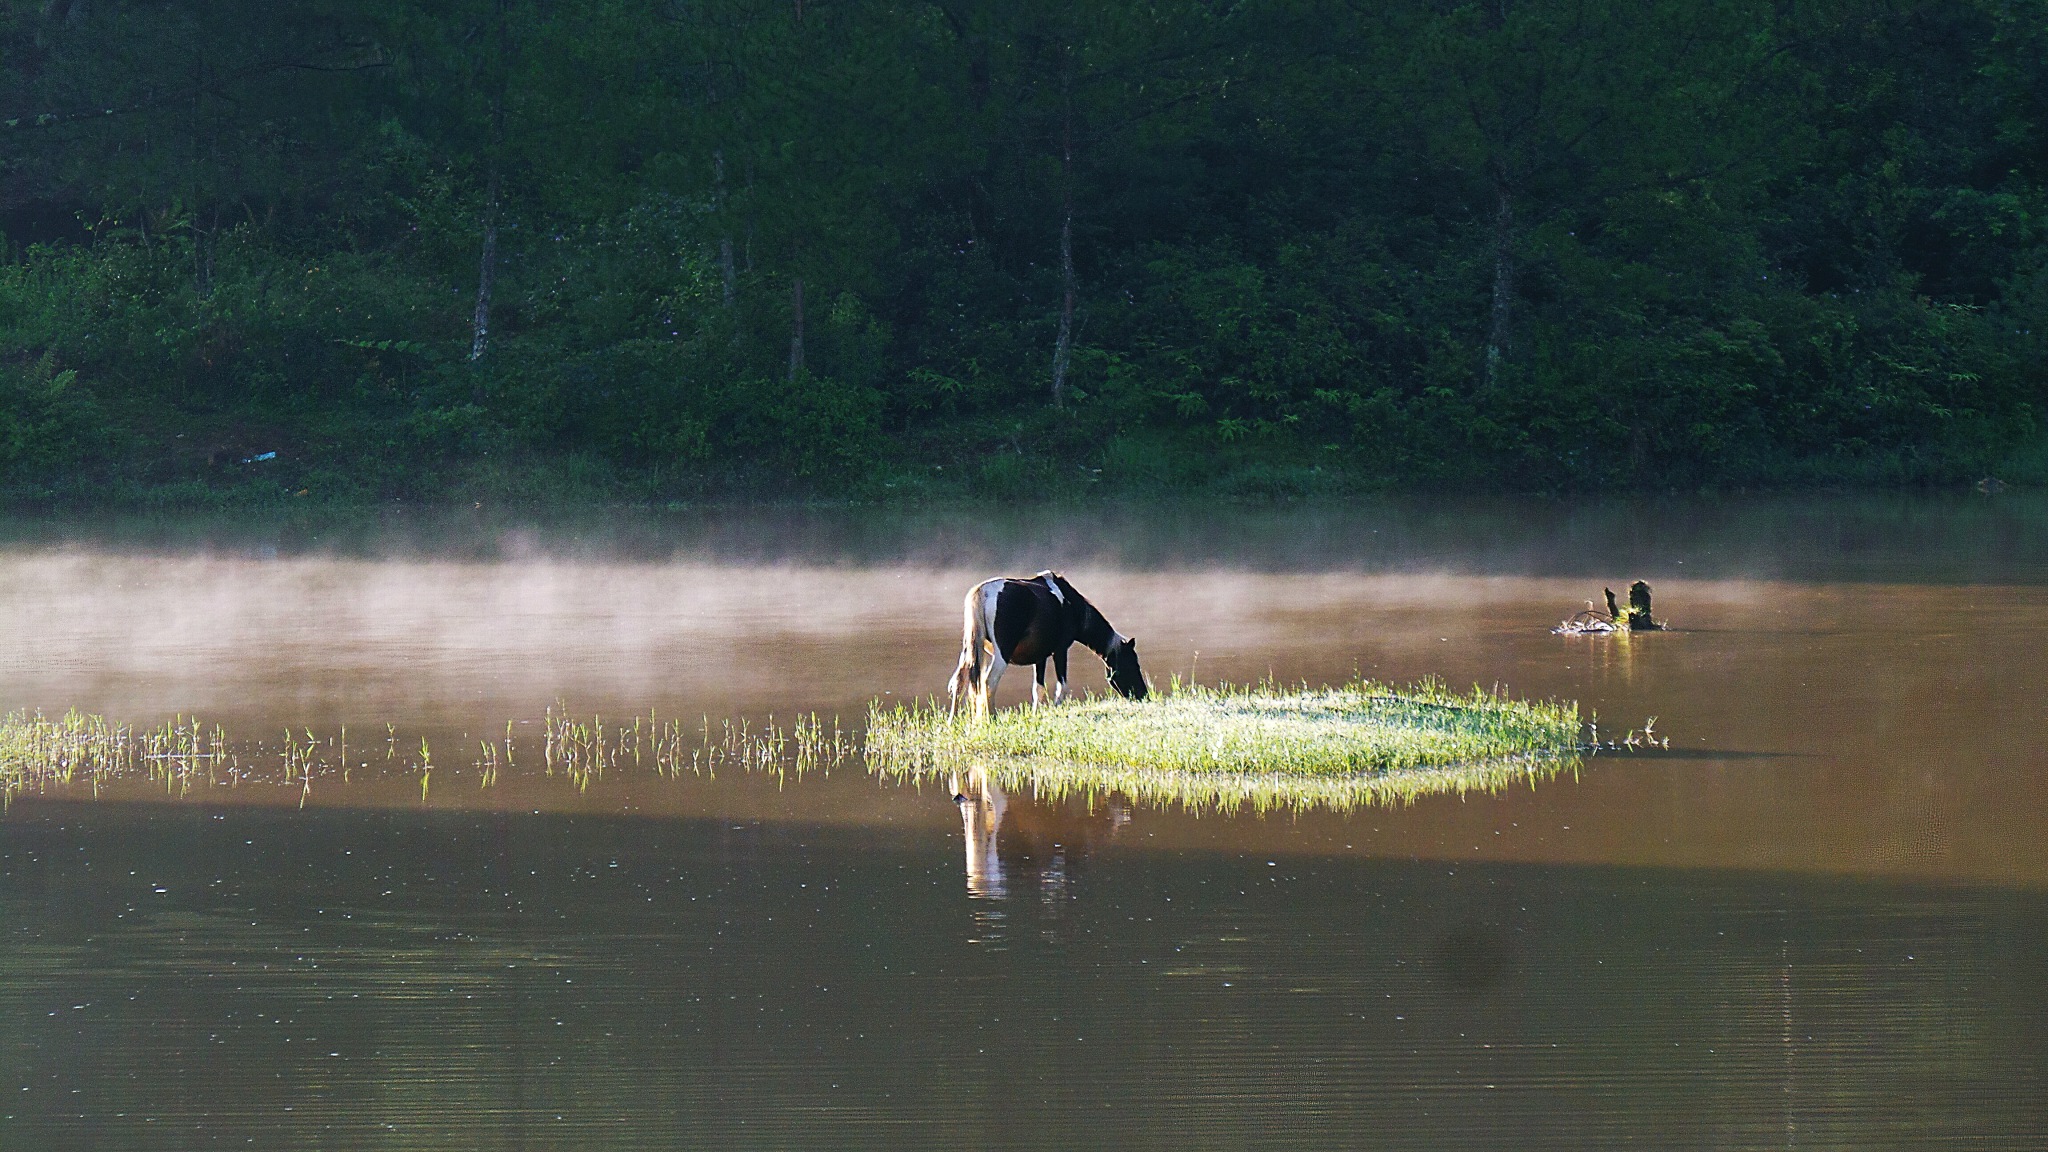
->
[0,705,853,808]
[0,710,223,804]
[865,679,1585,813]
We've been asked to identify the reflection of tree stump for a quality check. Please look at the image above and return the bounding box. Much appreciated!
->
[1603,581,1663,631]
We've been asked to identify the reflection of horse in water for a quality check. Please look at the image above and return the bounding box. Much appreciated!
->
[951,769,1010,899]
[948,571,1148,717]
[949,767,1131,903]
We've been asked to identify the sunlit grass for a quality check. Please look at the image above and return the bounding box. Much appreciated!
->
[866,678,1584,813]
[539,706,854,787]
[0,703,857,807]
[0,710,232,805]
[3,683,1590,816]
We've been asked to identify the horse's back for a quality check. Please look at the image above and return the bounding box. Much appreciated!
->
[957,573,1069,665]
[992,578,1065,665]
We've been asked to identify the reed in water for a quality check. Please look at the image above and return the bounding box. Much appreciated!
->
[0,710,232,804]
[0,704,857,806]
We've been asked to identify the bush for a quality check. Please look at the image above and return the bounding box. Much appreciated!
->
[0,353,109,489]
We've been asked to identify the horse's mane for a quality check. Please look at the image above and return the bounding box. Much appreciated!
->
[1044,570,1114,653]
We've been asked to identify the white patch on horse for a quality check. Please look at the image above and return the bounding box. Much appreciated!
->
[1038,571,1065,604]
[973,579,1008,712]
[980,579,1005,636]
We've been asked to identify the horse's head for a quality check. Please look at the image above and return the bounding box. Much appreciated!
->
[1106,636,1148,700]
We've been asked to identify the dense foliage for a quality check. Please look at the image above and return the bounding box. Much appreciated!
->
[3,0,2044,503]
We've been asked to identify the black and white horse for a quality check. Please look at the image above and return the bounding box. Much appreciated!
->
[948,570,1148,717]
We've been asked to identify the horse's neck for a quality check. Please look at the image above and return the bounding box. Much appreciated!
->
[1073,607,1117,655]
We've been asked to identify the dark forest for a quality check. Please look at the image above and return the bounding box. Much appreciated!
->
[3,0,2044,504]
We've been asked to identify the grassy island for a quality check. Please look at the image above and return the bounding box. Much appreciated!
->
[865,680,1585,812]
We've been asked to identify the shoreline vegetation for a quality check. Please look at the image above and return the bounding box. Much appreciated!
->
[3,681,1606,815]
[4,3,2046,507]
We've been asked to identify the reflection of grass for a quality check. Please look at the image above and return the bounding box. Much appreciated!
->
[866,679,1584,812]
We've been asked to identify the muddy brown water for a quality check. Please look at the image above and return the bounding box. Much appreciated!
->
[1,497,2044,1149]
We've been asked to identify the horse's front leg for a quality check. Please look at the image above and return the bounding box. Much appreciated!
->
[1032,660,1049,707]
[1052,647,1070,704]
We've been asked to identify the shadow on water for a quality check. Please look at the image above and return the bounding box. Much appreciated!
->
[1429,918,1517,997]
[1598,747,1808,761]
[4,804,2043,1150]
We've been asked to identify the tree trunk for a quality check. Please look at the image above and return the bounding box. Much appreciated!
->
[787,276,805,381]
[471,0,511,366]
[743,163,756,273]
[1052,210,1074,405]
[1050,64,1075,405]
[714,149,735,307]
[194,225,213,298]
[469,168,500,363]
[1483,178,1514,393]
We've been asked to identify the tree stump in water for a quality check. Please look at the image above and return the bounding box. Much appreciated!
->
[1604,581,1663,631]
[1559,580,1666,634]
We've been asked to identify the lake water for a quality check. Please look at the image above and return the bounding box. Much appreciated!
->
[2,496,2044,1148]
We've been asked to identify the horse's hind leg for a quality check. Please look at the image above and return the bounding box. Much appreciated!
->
[974,650,1006,718]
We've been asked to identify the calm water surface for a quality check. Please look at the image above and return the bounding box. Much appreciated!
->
[1,497,2044,1148]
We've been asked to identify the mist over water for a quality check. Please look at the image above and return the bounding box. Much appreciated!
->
[2,496,2044,1148]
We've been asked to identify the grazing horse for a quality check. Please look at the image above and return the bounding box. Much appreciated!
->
[947,570,1147,717]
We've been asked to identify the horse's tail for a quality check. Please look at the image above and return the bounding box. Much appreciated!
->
[950,582,993,715]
